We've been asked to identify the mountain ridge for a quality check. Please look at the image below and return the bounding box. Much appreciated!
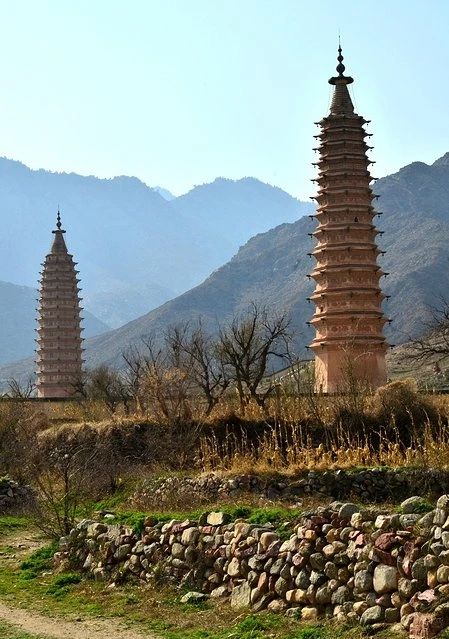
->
[78,151,449,369]
[0,156,311,328]
[3,153,449,381]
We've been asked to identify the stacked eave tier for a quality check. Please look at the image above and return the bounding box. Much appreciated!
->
[36,357,84,367]
[309,307,388,348]
[36,335,82,344]
[309,336,387,350]
[312,221,381,238]
[38,292,81,300]
[36,361,83,370]
[35,380,79,388]
[307,94,386,353]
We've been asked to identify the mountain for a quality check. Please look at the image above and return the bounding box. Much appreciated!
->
[153,186,175,201]
[5,152,449,381]
[0,158,311,329]
[170,178,304,247]
[71,152,449,369]
[0,280,108,365]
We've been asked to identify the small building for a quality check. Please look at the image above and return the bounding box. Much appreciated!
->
[36,212,84,398]
[309,47,388,393]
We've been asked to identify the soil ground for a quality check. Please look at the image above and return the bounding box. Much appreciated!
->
[0,524,158,639]
[0,603,157,639]
[0,515,405,639]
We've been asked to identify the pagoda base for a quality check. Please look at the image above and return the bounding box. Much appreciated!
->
[37,385,77,399]
[313,345,387,394]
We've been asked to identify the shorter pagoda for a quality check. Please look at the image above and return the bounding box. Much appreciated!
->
[36,212,84,398]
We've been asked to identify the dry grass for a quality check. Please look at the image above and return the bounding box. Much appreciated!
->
[3,380,449,484]
[198,419,449,474]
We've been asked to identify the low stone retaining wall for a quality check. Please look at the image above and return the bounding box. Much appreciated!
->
[57,495,449,638]
[0,477,34,513]
[133,468,449,506]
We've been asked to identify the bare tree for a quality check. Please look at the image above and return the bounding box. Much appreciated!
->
[67,371,89,399]
[122,345,147,413]
[6,376,35,399]
[0,401,40,482]
[139,335,192,423]
[403,298,449,367]
[84,366,130,414]
[166,321,230,416]
[218,303,292,414]
[284,346,325,425]
[28,438,98,537]
[333,346,372,418]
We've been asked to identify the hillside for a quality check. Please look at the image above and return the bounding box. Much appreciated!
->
[4,152,449,381]
[0,158,311,328]
[0,280,108,365]
[78,152,449,369]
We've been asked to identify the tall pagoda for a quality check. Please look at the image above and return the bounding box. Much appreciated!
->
[36,212,84,398]
[308,46,388,393]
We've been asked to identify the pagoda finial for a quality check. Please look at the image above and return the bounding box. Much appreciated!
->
[53,207,66,235]
[329,39,353,86]
[336,38,345,76]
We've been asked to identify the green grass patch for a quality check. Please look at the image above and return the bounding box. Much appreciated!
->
[286,627,328,639]
[154,616,338,639]
[157,613,281,639]
[46,572,82,596]
[0,515,29,537]
[83,482,134,513]
[112,511,147,536]
[397,499,433,514]
[20,542,58,580]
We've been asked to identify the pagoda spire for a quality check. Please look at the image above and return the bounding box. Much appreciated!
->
[328,44,354,115]
[36,211,84,398]
[308,47,388,393]
[51,208,68,254]
[54,207,64,232]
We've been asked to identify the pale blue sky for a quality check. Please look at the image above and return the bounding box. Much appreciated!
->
[0,0,447,198]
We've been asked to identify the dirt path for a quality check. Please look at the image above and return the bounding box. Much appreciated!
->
[0,526,161,638]
[0,602,160,639]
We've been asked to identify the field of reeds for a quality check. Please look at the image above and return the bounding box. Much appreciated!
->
[2,378,449,475]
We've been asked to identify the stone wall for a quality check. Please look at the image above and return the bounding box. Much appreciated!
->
[57,496,449,638]
[0,477,34,513]
[133,468,449,506]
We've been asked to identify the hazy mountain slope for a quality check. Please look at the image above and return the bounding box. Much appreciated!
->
[171,178,307,244]
[78,152,449,368]
[0,280,108,364]
[0,158,311,328]
[81,218,314,368]
[5,153,449,381]
[153,186,175,201]
[374,153,449,341]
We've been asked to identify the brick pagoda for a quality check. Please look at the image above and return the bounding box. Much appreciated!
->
[36,212,84,398]
[309,47,388,393]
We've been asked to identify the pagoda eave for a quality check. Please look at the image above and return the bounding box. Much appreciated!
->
[309,337,388,349]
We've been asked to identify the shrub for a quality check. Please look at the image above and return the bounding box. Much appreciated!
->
[372,379,438,440]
